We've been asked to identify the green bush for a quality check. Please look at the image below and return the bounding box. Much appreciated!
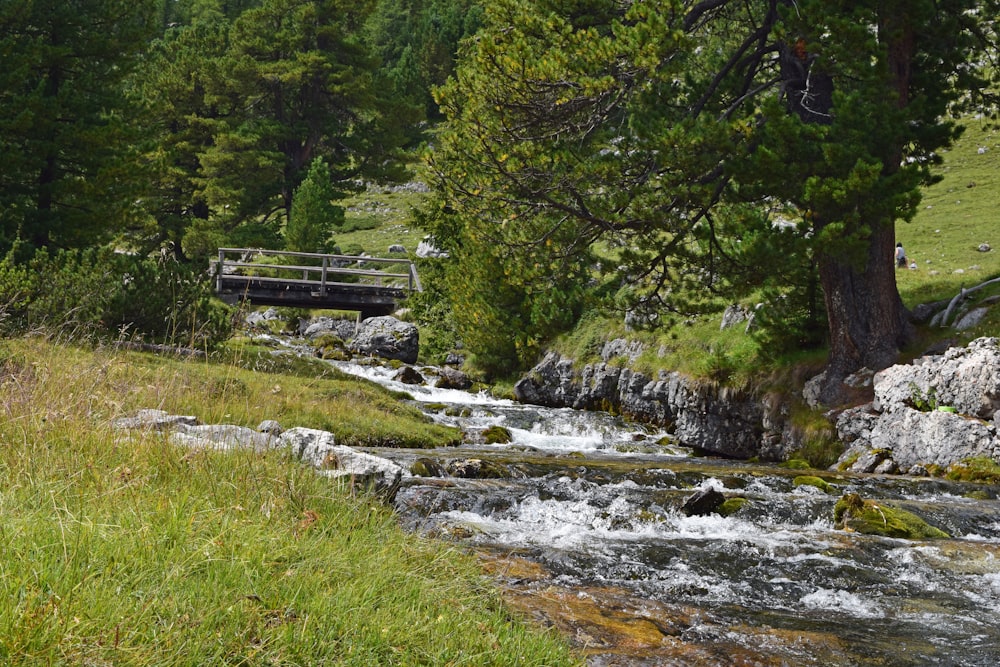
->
[0,247,233,349]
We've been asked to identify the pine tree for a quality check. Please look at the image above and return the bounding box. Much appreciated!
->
[430,0,999,395]
[286,158,343,253]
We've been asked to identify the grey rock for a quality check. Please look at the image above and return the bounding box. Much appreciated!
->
[954,307,988,331]
[435,366,472,390]
[279,427,407,500]
[835,337,1000,472]
[303,317,357,341]
[388,244,407,254]
[720,304,750,331]
[872,337,1000,419]
[348,316,419,363]
[246,308,280,327]
[601,338,644,362]
[979,243,992,253]
[258,420,283,436]
[444,352,465,367]
[169,424,278,451]
[394,366,425,385]
[113,409,198,431]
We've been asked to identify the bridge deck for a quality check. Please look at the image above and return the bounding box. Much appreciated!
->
[215,248,421,317]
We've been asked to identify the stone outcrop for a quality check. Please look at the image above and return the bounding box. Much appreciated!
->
[513,344,792,460]
[348,316,419,364]
[834,337,1000,473]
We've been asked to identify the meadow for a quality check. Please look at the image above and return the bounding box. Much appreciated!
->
[0,338,579,665]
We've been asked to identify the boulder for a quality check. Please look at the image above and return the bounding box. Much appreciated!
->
[303,317,357,341]
[279,427,407,500]
[680,487,726,517]
[833,493,949,539]
[835,337,1000,473]
[394,366,425,385]
[435,366,472,390]
[348,316,419,364]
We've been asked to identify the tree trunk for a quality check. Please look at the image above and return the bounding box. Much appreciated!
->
[815,221,913,404]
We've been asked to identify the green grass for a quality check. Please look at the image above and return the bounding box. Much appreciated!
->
[336,180,431,257]
[0,338,580,666]
[896,120,1000,307]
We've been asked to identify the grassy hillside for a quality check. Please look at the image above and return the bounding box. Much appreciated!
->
[0,338,579,666]
[896,120,1000,307]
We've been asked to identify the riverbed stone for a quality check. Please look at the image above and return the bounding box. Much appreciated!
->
[833,493,949,539]
[435,366,472,390]
[394,366,425,385]
[680,487,726,516]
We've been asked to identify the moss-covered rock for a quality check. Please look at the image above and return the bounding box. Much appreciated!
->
[945,457,1000,484]
[718,497,750,517]
[793,476,834,494]
[833,493,949,539]
[779,459,812,470]
[483,425,513,444]
[410,458,448,477]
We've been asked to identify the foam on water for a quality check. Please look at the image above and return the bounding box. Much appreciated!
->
[799,588,884,618]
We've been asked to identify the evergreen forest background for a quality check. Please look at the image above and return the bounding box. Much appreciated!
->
[1,0,999,388]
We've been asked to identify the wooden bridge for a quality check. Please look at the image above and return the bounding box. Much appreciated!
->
[215,248,422,318]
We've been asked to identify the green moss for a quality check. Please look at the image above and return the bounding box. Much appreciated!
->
[833,493,949,539]
[945,457,1000,484]
[793,475,834,493]
[779,458,812,470]
[483,425,513,444]
[837,451,861,472]
[718,497,750,517]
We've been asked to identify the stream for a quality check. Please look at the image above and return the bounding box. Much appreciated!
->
[336,360,1000,666]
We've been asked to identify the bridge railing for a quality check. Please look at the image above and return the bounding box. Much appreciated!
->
[216,247,422,295]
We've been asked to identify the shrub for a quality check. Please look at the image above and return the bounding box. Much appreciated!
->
[0,247,233,349]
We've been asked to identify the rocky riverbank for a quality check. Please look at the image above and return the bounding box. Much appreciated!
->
[513,336,1000,475]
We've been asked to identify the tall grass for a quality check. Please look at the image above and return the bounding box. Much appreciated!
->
[0,338,579,666]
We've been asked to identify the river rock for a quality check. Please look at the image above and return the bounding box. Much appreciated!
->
[303,316,357,341]
[835,337,1000,473]
[348,316,419,364]
[435,366,472,390]
[279,427,407,500]
[394,366,425,385]
[680,487,726,516]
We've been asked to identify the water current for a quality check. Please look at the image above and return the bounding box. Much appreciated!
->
[336,361,1000,666]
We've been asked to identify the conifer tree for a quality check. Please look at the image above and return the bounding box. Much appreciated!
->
[0,0,158,252]
[286,157,343,253]
[430,0,999,396]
